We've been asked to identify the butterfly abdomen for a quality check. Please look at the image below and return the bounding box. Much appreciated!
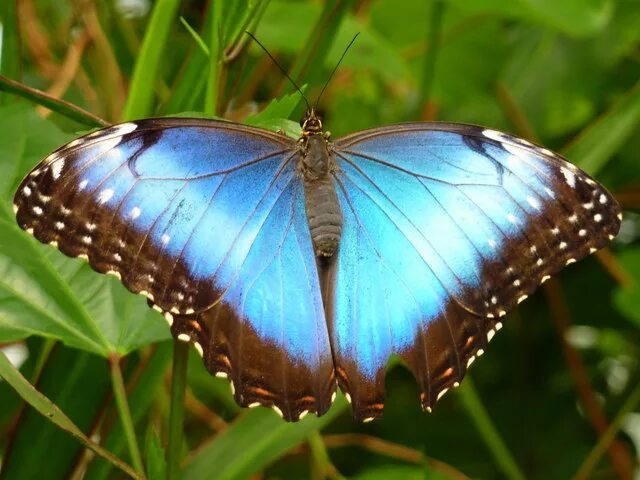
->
[304,175,342,257]
[301,134,342,257]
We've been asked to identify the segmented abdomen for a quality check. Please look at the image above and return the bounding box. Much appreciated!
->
[304,176,342,257]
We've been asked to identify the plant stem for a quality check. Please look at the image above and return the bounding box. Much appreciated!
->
[0,74,109,127]
[167,339,189,480]
[573,381,640,480]
[458,377,526,480]
[109,355,145,475]
[204,0,224,116]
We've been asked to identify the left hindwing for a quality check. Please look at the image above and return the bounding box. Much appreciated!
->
[327,123,621,420]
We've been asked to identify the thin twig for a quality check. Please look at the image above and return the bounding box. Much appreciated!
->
[0,74,109,127]
[544,279,634,480]
[322,434,471,480]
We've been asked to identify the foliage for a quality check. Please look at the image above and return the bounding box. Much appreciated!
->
[0,0,639,478]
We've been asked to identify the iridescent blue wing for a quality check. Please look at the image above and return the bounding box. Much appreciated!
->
[14,119,335,420]
[329,123,621,421]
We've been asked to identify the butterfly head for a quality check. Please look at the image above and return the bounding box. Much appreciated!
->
[301,109,324,136]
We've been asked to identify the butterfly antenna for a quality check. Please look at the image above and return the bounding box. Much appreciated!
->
[245,31,311,112]
[315,32,360,110]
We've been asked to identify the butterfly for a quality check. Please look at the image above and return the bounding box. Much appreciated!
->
[13,110,621,422]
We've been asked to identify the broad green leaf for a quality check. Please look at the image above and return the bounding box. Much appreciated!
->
[183,395,348,480]
[444,0,613,38]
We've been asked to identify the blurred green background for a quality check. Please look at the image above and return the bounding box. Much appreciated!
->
[0,0,639,479]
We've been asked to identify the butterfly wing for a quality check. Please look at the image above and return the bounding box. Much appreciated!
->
[14,118,335,420]
[328,123,621,420]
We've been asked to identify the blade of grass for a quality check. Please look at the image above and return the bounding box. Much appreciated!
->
[109,354,144,475]
[123,0,181,120]
[0,74,109,127]
[167,339,189,480]
[0,350,142,480]
[457,377,526,480]
[180,17,210,56]
[0,0,22,84]
[563,80,640,176]
[204,0,223,116]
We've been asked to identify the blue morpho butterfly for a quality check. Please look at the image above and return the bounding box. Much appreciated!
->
[13,104,621,422]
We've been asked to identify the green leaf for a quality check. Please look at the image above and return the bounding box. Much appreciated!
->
[183,395,348,480]
[355,465,440,480]
[444,0,614,38]
[245,89,305,137]
[0,348,142,479]
[145,427,168,480]
[124,0,182,119]
[563,80,640,175]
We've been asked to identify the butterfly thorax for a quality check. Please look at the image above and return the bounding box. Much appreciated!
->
[299,110,343,257]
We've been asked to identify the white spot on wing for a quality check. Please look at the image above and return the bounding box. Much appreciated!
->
[106,270,121,280]
[23,186,32,197]
[599,194,607,204]
[272,405,284,417]
[161,234,170,246]
[561,167,576,188]
[98,189,114,204]
[33,206,43,215]
[507,213,518,224]
[177,333,191,342]
[527,196,541,210]
[78,179,88,191]
[130,206,141,219]
[50,159,65,180]
[215,371,228,379]
[194,342,204,357]
[55,222,65,230]
[436,388,449,401]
